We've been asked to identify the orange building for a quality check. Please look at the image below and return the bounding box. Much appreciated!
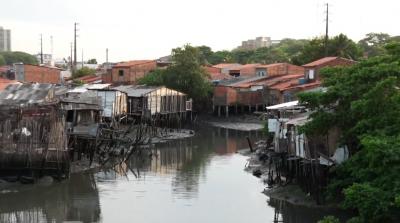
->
[111,60,157,84]
[14,64,62,84]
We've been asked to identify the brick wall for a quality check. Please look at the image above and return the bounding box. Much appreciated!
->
[24,65,61,84]
[213,86,237,106]
[306,58,356,81]
[111,61,157,84]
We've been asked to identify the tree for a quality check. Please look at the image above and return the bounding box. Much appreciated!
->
[138,69,165,86]
[72,67,96,79]
[358,33,400,57]
[329,34,362,60]
[0,55,5,66]
[0,51,38,65]
[208,50,233,64]
[196,46,213,65]
[293,34,362,65]
[139,45,212,110]
[87,58,98,64]
[298,43,400,222]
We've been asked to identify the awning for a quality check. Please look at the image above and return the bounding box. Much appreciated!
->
[266,100,299,110]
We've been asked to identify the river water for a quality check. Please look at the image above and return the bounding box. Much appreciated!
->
[0,126,348,223]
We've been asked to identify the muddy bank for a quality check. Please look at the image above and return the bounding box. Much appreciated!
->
[240,146,341,209]
[199,114,264,131]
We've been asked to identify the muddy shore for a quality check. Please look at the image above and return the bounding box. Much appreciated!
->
[199,114,265,131]
[239,147,342,209]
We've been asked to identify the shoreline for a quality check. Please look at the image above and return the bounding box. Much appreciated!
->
[198,114,265,131]
[238,147,343,210]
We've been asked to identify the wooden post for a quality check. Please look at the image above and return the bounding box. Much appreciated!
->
[218,106,221,117]
[248,105,251,113]
[225,106,229,118]
[235,104,238,114]
[247,137,254,152]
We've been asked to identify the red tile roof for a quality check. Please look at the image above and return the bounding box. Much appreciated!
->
[302,57,338,67]
[114,60,155,68]
[282,81,322,91]
[75,74,102,84]
[256,63,286,68]
[233,73,304,88]
[213,63,242,69]
[203,66,232,81]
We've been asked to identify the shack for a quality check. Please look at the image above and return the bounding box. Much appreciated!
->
[0,83,69,181]
[61,92,102,137]
[266,101,348,164]
[113,85,189,121]
[67,84,128,121]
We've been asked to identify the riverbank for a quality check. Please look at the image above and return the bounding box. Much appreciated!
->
[239,146,342,209]
[199,114,265,131]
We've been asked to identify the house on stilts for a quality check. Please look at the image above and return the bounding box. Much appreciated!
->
[0,83,69,182]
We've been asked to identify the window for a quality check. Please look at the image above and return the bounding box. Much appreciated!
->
[308,69,315,79]
[118,70,124,77]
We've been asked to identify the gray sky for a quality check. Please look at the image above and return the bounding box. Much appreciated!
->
[2,0,399,63]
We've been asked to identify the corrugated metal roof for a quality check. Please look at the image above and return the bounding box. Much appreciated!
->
[113,85,161,97]
[267,100,299,110]
[86,83,111,90]
[0,83,55,106]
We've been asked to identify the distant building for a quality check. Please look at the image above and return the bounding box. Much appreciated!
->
[0,26,11,52]
[35,53,53,66]
[238,37,272,50]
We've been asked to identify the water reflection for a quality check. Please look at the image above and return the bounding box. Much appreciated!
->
[0,173,100,223]
[0,126,349,223]
[268,198,353,223]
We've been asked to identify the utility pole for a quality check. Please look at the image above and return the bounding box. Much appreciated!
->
[40,34,43,64]
[70,42,73,70]
[81,49,84,69]
[50,35,53,66]
[324,3,329,57]
[74,22,79,71]
[106,48,109,65]
[50,35,53,56]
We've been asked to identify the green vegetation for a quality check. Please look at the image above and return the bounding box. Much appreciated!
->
[0,55,5,66]
[0,51,38,65]
[139,45,212,110]
[72,67,96,79]
[298,43,400,222]
[194,33,400,66]
[358,33,400,57]
[194,34,361,65]
[87,58,98,64]
[318,216,340,223]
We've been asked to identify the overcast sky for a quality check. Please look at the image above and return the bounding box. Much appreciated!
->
[1,0,399,63]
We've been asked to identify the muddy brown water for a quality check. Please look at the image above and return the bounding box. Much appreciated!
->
[0,126,350,223]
